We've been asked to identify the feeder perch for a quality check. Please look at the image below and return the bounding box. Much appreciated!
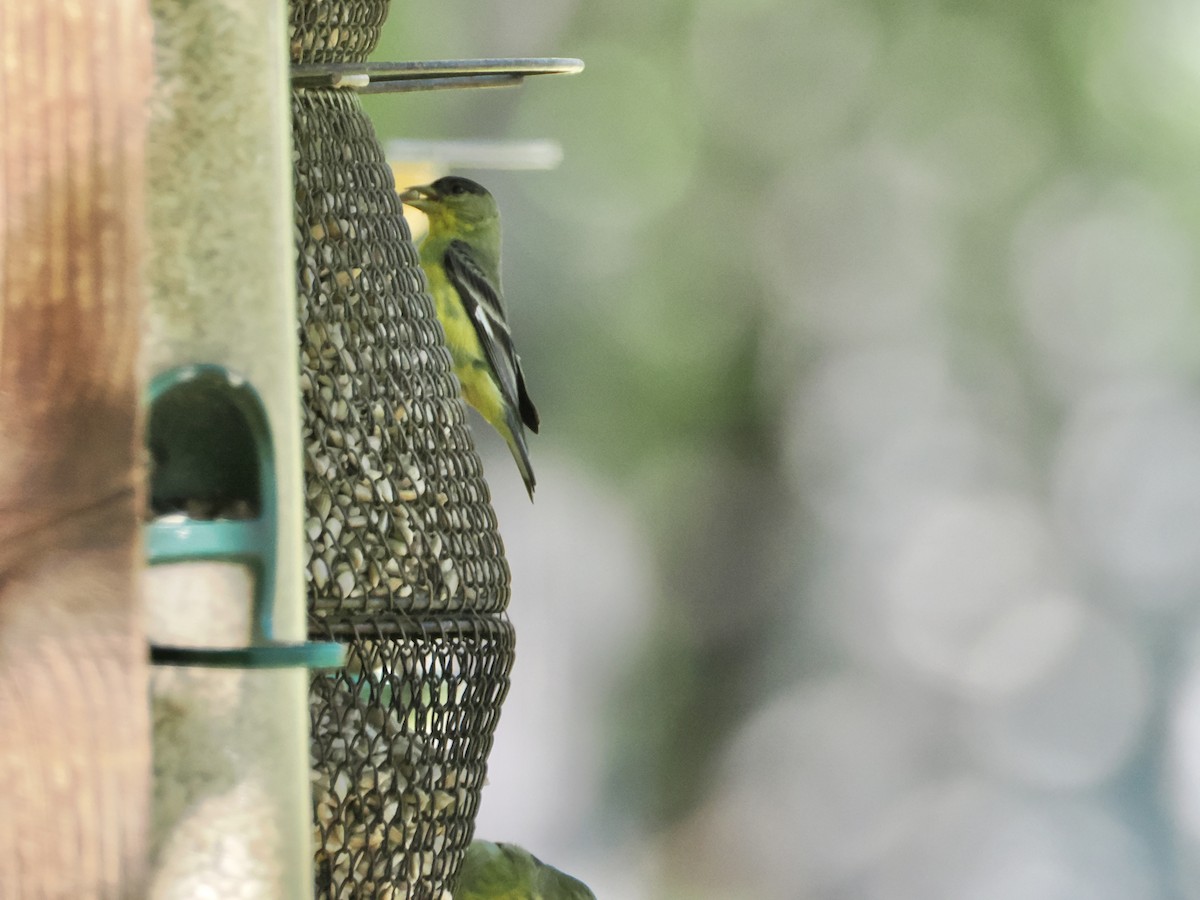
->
[147,365,346,670]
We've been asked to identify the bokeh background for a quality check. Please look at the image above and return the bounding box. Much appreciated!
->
[366,2,1200,898]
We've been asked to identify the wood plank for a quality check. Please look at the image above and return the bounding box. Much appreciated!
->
[0,1,152,895]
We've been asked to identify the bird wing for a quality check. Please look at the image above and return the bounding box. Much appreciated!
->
[442,239,540,433]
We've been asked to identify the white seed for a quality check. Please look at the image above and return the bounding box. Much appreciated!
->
[324,823,346,852]
[443,566,460,599]
[315,490,333,520]
[310,557,330,589]
[377,479,394,504]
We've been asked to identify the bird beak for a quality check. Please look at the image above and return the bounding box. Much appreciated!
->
[399,183,438,211]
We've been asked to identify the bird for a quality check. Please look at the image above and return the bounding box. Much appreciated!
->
[399,176,540,500]
[453,840,596,900]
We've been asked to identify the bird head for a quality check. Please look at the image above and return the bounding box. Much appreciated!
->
[399,176,498,231]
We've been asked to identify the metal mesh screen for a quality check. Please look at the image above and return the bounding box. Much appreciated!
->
[309,624,511,897]
[290,0,389,64]
[292,3,516,897]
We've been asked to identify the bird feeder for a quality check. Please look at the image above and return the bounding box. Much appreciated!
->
[290,2,580,897]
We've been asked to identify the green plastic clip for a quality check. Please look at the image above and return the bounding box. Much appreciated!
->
[146,364,345,670]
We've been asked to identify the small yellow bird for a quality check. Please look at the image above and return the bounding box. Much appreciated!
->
[453,840,596,900]
[399,176,540,499]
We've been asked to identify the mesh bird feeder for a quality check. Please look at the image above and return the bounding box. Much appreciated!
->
[290,4,578,897]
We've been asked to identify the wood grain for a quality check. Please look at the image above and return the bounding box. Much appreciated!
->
[0,1,152,895]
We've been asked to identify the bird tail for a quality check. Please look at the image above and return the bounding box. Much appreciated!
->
[502,409,537,501]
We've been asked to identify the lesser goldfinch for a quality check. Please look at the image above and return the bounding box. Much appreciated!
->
[454,840,596,900]
[399,176,540,500]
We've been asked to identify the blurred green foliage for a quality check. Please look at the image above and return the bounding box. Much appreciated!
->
[365,1,1200,894]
